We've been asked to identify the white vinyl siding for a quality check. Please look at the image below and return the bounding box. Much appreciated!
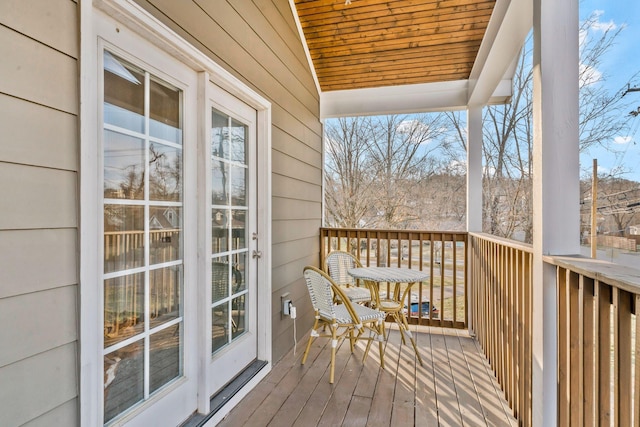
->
[20,399,78,427]
[0,163,77,229]
[0,229,77,299]
[0,94,77,171]
[0,344,77,427]
[0,0,78,58]
[0,24,77,115]
[0,286,77,368]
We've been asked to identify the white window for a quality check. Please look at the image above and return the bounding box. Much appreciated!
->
[102,51,185,423]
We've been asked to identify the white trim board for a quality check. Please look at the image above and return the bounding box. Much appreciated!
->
[320,78,513,118]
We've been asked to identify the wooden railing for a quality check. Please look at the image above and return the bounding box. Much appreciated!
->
[322,228,640,426]
[468,233,532,426]
[546,255,640,426]
[320,227,467,329]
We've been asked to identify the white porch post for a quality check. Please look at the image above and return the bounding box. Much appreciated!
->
[467,105,483,334]
[531,0,580,426]
[467,106,483,233]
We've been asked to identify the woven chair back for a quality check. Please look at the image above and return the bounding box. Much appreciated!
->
[325,251,362,286]
[303,266,338,318]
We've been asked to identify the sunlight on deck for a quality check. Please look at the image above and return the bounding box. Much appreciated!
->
[219,325,517,426]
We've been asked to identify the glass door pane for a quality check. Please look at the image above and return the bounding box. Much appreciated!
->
[102,51,184,423]
[210,108,249,354]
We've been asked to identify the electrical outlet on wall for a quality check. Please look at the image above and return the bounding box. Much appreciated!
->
[281,292,291,317]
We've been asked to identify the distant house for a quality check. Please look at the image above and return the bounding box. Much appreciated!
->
[627,225,640,235]
[149,208,179,230]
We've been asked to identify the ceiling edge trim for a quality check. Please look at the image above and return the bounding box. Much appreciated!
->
[468,0,531,106]
[320,80,469,118]
[288,0,322,97]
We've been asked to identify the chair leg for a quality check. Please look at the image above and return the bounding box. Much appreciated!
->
[330,324,337,384]
[408,332,423,367]
[380,316,388,339]
[391,312,406,345]
[362,328,373,363]
[362,321,385,371]
[377,320,385,370]
[399,311,423,367]
[302,317,320,365]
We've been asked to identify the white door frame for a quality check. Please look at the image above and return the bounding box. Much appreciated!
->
[80,1,272,425]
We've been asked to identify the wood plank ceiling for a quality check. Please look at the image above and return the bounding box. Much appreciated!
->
[294,0,497,92]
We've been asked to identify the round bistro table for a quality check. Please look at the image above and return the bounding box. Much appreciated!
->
[348,267,429,366]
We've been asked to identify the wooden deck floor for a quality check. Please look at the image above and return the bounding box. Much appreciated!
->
[218,325,518,427]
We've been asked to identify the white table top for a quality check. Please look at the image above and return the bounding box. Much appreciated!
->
[348,266,429,283]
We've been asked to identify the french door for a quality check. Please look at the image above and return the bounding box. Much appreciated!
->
[89,6,269,426]
[206,83,259,394]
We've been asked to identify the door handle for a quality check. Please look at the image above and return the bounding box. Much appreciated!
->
[252,250,262,259]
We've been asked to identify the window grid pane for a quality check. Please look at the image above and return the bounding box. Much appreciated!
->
[210,108,250,355]
[103,51,184,423]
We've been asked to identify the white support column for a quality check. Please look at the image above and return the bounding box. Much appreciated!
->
[467,105,483,335]
[467,106,483,233]
[531,0,580,425]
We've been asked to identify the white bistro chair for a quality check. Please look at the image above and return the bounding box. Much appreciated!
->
[301,266,386,383]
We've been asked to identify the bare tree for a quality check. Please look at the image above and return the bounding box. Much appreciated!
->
[578,13,633,154]
[324,114,447,229]
[324,116,376,227]
[414,172,466,230]
[442,13,635,243]
[366,114,446,228]
[582,176,640,236]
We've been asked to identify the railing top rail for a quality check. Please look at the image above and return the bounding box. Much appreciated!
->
[320,227,468,236]
[544,254,640,295]
[468,232,533,254]
[105,229,181,235]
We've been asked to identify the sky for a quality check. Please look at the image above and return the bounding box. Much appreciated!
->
[579,0,640,181]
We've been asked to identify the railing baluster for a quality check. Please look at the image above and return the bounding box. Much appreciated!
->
[453,234,457,325]
[559,267,569,427]
[466,233,533,426]
[510,246,515,407]
[569,271,583,427]
[598,282,611,426]
[429,233,444,330]
[618,289,632,426]
[524,251,532,427]
[613,287,620,427]
[583,276,596,426]
[635,294,640,427]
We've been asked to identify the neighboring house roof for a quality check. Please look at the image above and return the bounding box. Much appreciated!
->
[150,208,179,229]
